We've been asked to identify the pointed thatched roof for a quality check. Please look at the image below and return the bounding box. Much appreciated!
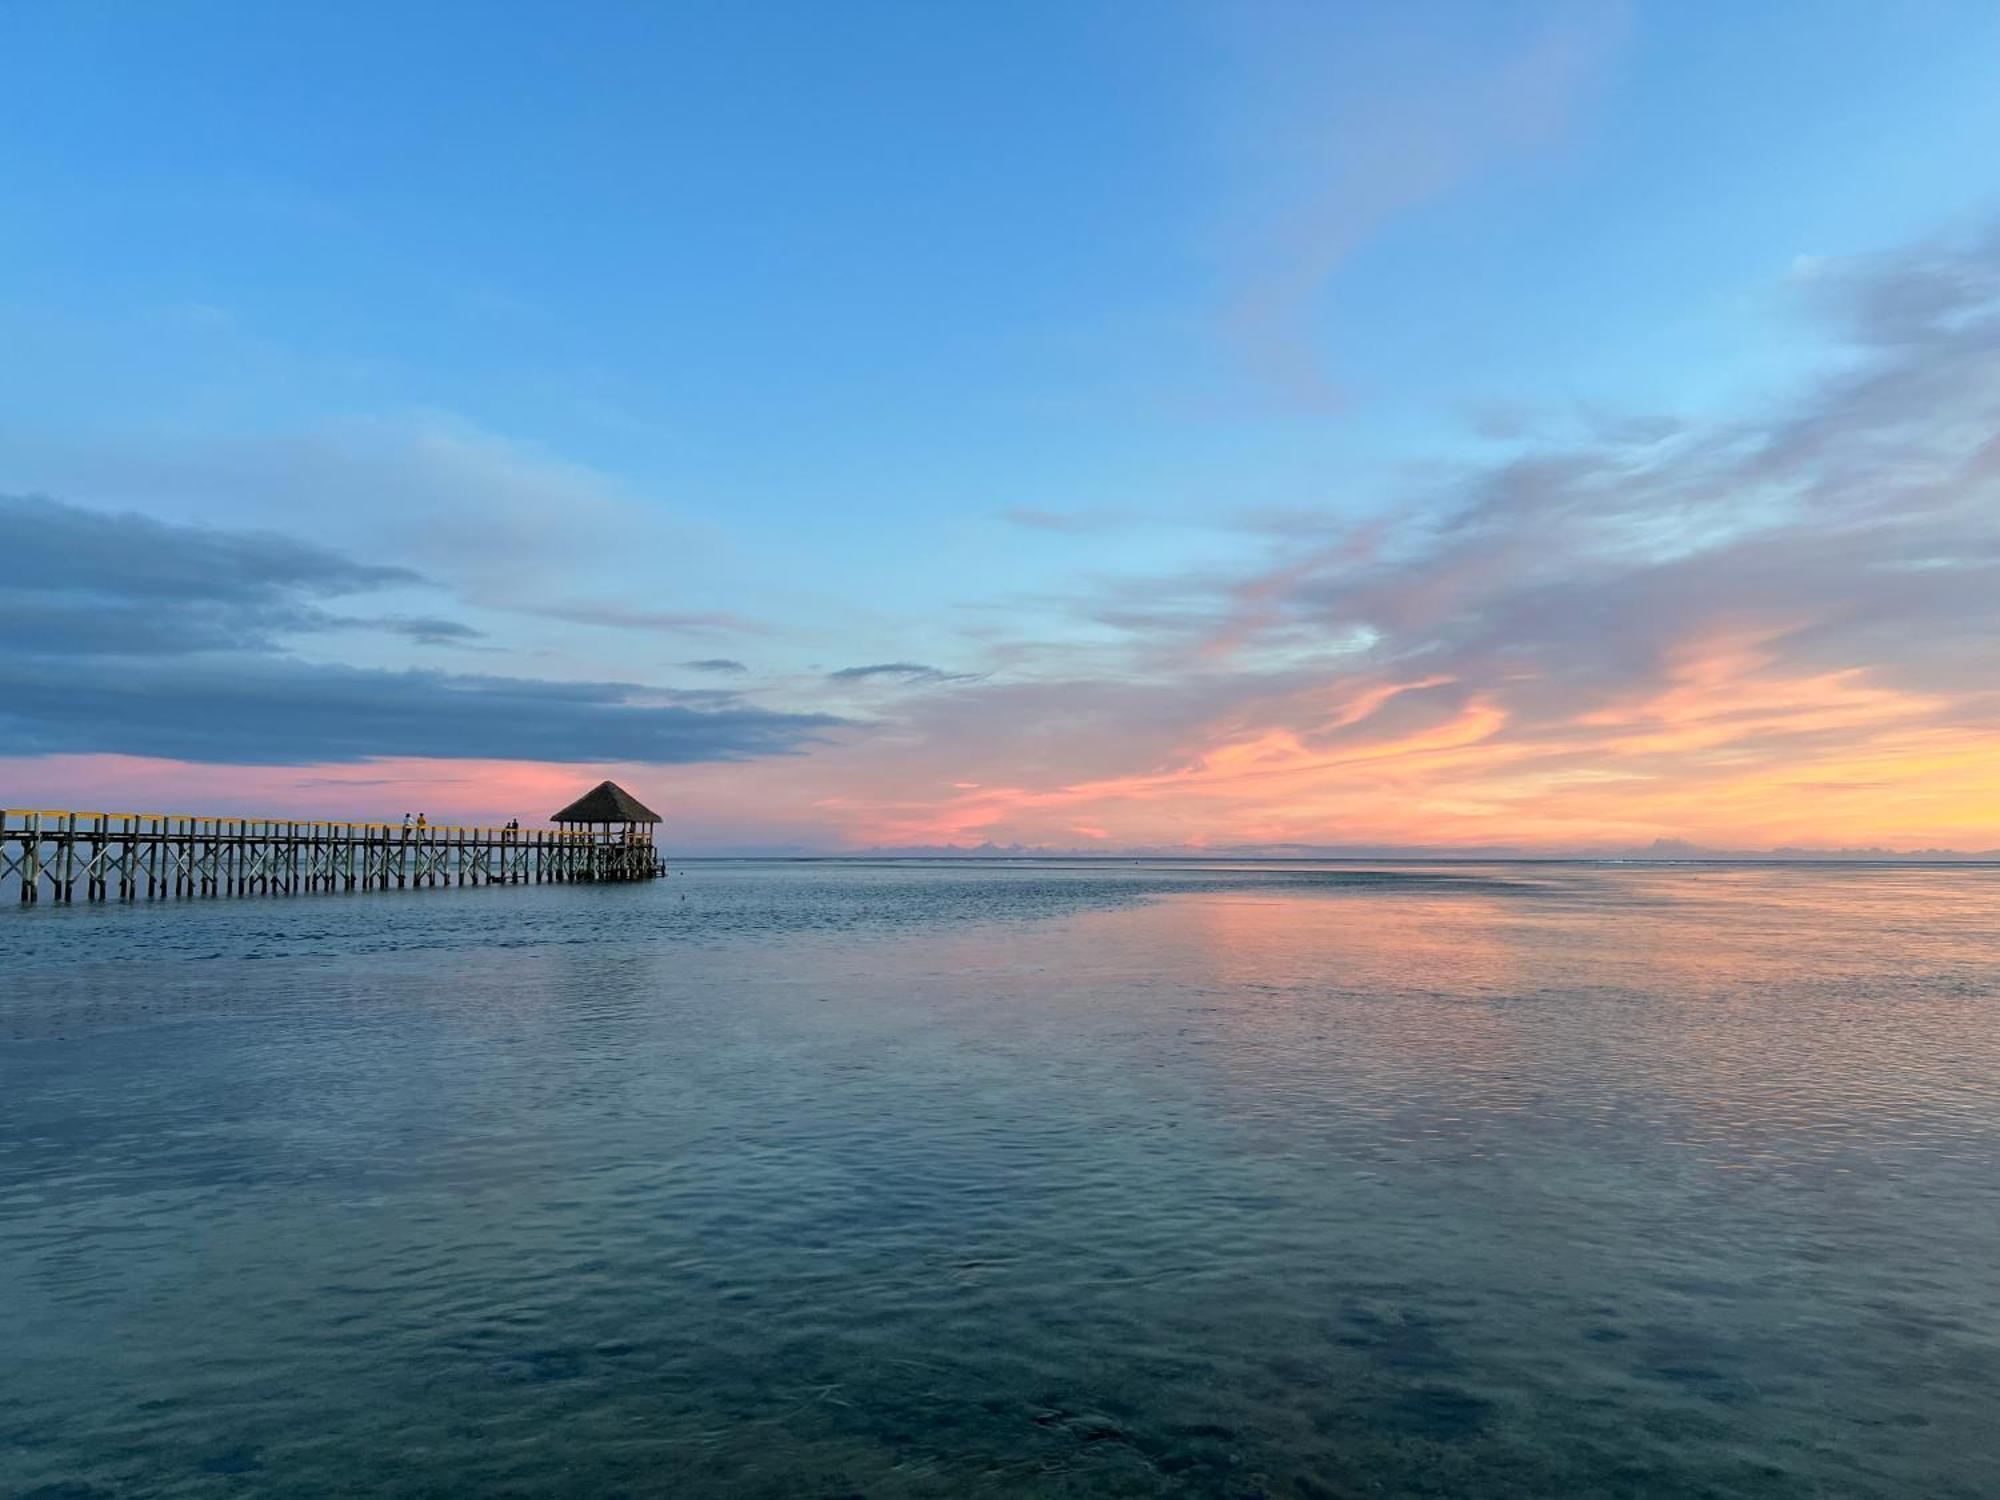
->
[550,780,662,824]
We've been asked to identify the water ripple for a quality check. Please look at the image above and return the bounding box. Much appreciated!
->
[3,862,1998,1497]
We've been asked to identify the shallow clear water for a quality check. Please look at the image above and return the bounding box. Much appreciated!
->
[4,861,1998,1498]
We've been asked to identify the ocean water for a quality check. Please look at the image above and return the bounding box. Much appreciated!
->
[3,860,1998,1499]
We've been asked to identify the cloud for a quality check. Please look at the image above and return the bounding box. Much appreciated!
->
[1216,2,1627,406]
[0,414,726,618]
[659,225,2000,851]
[0,656,845,765]
[3,490,414,601]
[1219,231,2000,706]
[0,494,490,655]
[368,615,487,646]
[530,602,768,635]
[827,662,974,685]
[680,658,749,673]
[1,494,845,766]
[0,492,422,656]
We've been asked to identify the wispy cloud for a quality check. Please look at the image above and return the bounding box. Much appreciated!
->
[1,656,846,765]
[529,602,769,636]
[648,225,2000,852]
[0,493,420,656]
[5,491,416,600]
[0,495,844,766]
[367,615,487,647]
[2,413,728,618]
[1216,1,1628,407]
[827,662,976,686]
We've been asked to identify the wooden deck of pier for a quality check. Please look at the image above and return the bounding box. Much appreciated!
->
[0,809,664,904]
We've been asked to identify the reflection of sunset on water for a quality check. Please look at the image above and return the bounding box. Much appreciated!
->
[10,860,1999,1495]
[978,866,2000,1183]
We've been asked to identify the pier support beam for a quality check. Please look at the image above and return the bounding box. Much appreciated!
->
[3,809,662,905]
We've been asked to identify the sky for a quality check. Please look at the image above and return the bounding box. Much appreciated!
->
[3,0,1999,853]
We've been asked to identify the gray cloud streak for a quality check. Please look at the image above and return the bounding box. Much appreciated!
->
[366,615,488,646]
[4,492,418,600]
[2,495,845,766]
[0,493,460,657]
[829,226,2000,822]
[0,657,845,764]
[1135,227,2000,749]
[530,602,769,635]
[1219,4,1626,408]
[827,662,976,685]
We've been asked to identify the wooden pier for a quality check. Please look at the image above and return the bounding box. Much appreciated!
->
[2,787,665,905]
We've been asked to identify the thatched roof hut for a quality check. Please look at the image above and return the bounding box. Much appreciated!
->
[550,781,662,825]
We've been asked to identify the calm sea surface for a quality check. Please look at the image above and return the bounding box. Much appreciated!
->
[3,861,1998,1498]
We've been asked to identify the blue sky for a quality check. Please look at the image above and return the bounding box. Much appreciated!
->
[4,2,1999,849]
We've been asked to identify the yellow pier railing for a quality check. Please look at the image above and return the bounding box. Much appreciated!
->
[0,809,663,904]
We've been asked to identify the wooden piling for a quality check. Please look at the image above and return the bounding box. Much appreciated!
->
[1,809,661,906]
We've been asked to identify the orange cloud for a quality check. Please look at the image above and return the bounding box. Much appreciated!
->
[753,636,1997,849]
[5,640,1994,852]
